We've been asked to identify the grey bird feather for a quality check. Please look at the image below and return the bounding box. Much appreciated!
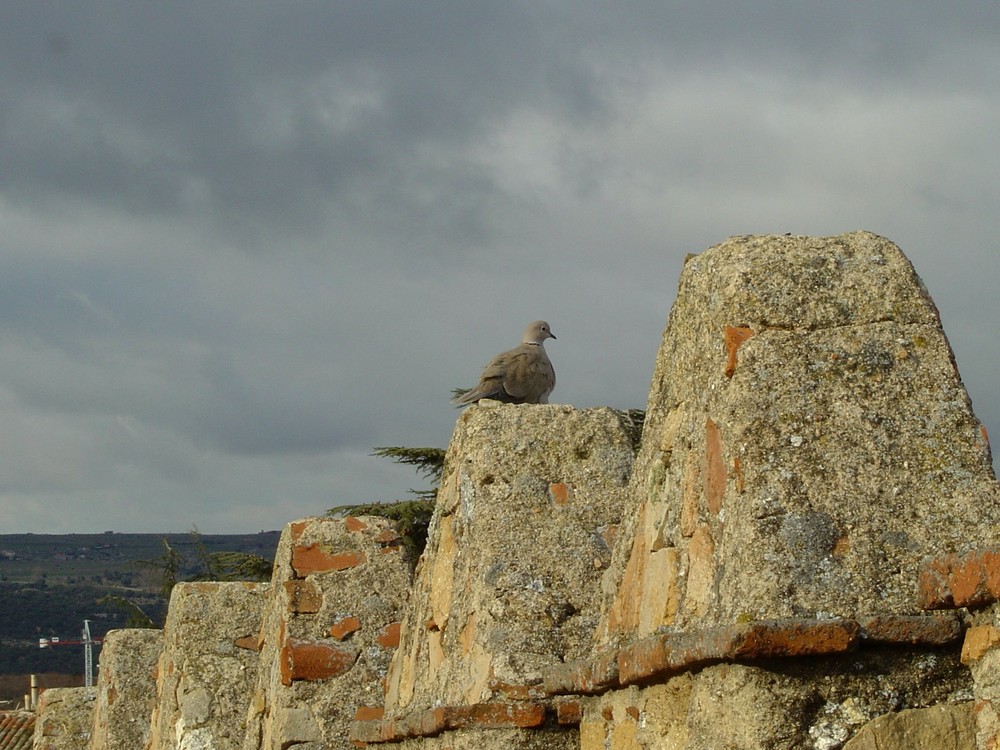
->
[453,321,557,406]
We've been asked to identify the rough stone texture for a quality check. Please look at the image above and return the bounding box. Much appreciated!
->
[959,602,1000,749]
[33,688,96,750]
[242,516,411,750]
[379,403,636,741]
[841,703,976,749]
[147,581,268,750]
[87,628,162,750]
[579,652,972,750]
[384,728,577,750]
[544,614,964,697]
[597,232,999,646]
[560,232,997,748]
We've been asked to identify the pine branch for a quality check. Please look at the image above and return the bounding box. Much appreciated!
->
[372,446,446,484]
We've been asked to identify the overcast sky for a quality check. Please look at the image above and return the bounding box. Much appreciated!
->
[1,2,997,534]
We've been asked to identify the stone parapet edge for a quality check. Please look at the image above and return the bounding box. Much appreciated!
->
[545,614,963,696]
[349,613,963,744]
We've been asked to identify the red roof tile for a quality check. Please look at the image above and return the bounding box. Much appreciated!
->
[0,711,35,750]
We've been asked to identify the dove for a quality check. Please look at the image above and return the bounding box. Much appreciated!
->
[453,321,557,406]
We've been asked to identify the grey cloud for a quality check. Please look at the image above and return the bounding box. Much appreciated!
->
[0,2,996,533]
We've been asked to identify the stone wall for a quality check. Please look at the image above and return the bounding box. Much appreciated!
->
[30,232,1000,749]
[147,582,269,750]
[597,231,997,641]
[32,688,95,750]
[546,232,998,748]
[29,517,411,750]
[352,404,638,747]
[88,628,162,750]
[351,232,998,748]
[244,515,412,750]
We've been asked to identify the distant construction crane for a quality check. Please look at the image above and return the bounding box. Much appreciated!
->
[39,619,103,687]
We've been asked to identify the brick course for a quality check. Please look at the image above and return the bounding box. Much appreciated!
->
[544,614,962,696]
[918,547,1000,610]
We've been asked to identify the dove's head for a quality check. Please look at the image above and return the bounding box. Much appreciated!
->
[523,320,556,344]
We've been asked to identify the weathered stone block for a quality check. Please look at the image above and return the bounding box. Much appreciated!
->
[381,404,636,727]
[597,232,999,649]
[243,515,411,750]
[88,628,162,750]
[964,624,1000,666]
[147,582,267,750]
[841,703,976,749]
[582,232,994,748]
[33,687,96,750]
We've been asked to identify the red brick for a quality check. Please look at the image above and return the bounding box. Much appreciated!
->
[704,418,726,515]
[543,650,619,695]
[731,619,859,659]
[488,677,546,701]
[952,553,990,607]
[376,622,402,649]
[724,325,755,378]
[444,703,547,729]
[919,548,1000,610]
[279,637,358,686]
[344,516,368,532]
[329,616,362,640]
[549,482,574,505]
[555,699,583,725]
[983,550,1000,600]
[347,718,389,744]
[234,635,262,651]
[375,528,403,550]
[860,614,962,645]
[917,554,956,609]
[358,703,549,741]
[354,705,385,721]
[284,579,323,613]
[415,708,448,736]
[618,619,858,687]
[289,520,310,542]
[618,632,675,685]
[292,545,367,576]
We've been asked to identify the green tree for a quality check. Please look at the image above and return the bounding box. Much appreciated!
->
[329,446,445,561]
[126,530,274,626]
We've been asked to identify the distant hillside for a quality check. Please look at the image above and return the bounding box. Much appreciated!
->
[0,531,280,586]
[0,531,280,689]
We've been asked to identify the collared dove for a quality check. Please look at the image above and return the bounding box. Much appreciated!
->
[453,321,556,406]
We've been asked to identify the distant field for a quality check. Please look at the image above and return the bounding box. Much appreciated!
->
[0,530,280,690]
[0,530,281,585]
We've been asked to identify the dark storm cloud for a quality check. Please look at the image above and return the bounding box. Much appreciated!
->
[0,2,610,250]
[0,2,996,532]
